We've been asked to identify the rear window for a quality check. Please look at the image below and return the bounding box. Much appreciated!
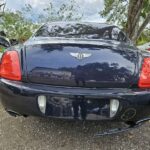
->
[35,23,128,42]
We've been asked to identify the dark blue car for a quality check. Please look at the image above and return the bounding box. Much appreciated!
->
[0,22,150,135]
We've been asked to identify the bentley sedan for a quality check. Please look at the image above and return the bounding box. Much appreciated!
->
[0,22,150,134]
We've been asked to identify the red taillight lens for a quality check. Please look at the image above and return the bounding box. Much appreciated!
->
[139,58,150,88]
[0,51,21,81]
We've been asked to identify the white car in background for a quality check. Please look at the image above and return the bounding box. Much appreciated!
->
[137,42,150,51]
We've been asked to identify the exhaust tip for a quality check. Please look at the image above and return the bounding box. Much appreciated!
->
[6,110,21,117]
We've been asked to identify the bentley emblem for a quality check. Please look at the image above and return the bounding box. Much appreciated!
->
[70,52,92,60]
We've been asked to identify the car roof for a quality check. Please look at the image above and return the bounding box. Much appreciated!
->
[45,22,116,28]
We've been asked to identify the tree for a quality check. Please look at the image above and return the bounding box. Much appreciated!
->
[20,0,83,38]
[21,0,82,23]
[100,0,150,43]
[0,0,82,42]
[38,0,82,23]
[138,28,150,45]
[0,2,5,17]
[0,11,39,42]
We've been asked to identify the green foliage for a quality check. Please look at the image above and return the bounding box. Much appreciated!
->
[100,0,128,27]
[101,0,149,25]
[140,0,150,18]
[101,0,150,44]
[0,0,82,42]
[0,11,39,42]
[137,29,150,45]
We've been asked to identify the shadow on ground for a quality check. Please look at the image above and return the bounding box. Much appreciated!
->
[0,105,150,150]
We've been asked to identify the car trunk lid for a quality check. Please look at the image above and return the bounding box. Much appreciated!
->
[25,39,138,88]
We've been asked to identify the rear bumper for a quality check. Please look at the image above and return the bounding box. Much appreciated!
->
[0,78,150,122]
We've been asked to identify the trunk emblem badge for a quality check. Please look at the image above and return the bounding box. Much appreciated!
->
[70,52,92,60]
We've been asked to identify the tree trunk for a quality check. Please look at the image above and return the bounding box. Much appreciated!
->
[126,0,144,43]
[133,12,150,42]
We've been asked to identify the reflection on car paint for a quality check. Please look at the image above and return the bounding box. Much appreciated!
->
[46,96,110,120]
[26,44,137,88]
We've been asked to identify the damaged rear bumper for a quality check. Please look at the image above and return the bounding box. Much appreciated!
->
[0,79,150,123]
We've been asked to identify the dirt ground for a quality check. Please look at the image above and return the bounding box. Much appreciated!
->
[0,104,150,150]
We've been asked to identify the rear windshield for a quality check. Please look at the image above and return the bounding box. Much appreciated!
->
[35,23,128,42]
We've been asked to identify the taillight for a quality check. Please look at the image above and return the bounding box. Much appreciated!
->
[139,58,150,88]
[0,51,21,81]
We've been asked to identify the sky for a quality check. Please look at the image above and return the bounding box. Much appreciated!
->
[4,0,105,22]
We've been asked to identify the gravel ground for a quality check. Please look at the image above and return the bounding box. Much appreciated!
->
[0,104,150,150]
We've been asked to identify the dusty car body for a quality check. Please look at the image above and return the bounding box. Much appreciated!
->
[0,22,150,134]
